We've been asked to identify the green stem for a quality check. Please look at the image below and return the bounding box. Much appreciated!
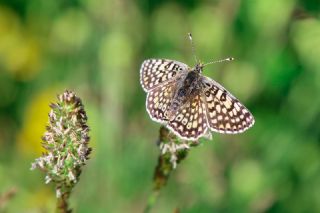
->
[143,153,171,213]
[144,126,192,213]
[143,189,160,213]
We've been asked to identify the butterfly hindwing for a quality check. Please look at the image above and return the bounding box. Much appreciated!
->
[201,76,255,134]
[146,81,176,123]
[167,95,209,140]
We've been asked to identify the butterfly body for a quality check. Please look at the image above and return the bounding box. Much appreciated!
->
[140,59,254,140]
[168,68,202,120]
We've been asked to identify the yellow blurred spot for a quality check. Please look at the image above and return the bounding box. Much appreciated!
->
[27,186,55,211]
[0,6,42,81]
[17,88,61,157]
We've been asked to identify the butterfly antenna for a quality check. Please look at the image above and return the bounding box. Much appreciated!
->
[203,57,234,67]
[188,33,198,64]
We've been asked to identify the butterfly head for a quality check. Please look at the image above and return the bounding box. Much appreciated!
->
[194,63,204,74]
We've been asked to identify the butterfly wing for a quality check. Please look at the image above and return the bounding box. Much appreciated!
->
[167,94,209,140]
[201,76,255,134]
[140,59,189,92]
[146,81,176,123]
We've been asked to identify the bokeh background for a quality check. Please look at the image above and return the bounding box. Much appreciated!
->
[0,0,320,212]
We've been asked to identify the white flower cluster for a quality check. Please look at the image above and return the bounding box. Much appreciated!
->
[159,141,190,169]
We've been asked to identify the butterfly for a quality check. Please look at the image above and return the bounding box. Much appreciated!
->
[140,34,255,140]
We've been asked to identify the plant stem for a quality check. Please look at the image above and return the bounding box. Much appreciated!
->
[144,126,192,213]
[144,189,160,213]
[56,192,71,213]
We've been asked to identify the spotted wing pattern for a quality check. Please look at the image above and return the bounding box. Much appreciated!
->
[167,95,209,140]
[140,59,189,92]
[146,81,176,123]
[201,76,255,134]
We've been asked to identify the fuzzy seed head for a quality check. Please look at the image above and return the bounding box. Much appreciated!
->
[31,90,92,197]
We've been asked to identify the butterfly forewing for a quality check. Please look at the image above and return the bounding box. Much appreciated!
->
[146,81,176,123]
[140,59,189,92]
[167,95,209,140]
[201,76,255,134]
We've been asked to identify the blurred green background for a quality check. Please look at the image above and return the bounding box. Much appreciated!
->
[0,0,320,212]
